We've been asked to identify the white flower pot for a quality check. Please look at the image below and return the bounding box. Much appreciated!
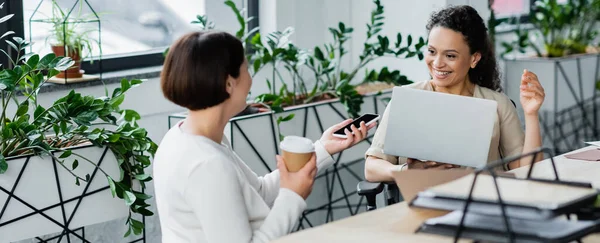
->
[0,145,128,243]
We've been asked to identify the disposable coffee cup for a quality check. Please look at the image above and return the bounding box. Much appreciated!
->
[280,136,315,172]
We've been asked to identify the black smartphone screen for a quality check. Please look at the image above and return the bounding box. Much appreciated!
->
[334,114,379,135]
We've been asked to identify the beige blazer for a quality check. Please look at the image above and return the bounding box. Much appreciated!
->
[365,81,525,170]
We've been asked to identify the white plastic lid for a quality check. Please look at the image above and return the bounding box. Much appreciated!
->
[280,136,315,153]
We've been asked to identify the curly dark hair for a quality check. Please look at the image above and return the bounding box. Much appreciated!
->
[426,5,502,92]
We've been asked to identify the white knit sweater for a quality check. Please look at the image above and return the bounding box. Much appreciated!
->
[153,121,335,242]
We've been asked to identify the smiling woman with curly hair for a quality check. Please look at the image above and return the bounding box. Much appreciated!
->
[364,5,546,181]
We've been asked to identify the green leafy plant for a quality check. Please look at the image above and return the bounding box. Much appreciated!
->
[42,0,100,61]
[363,67,412,86]
[188,0,424,120]
[250,0,425,118]
[501,0,600,58]
[0,14,155,237]
[500,18,543,58]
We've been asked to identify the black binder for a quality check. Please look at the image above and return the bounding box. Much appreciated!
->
[419,211,599,243]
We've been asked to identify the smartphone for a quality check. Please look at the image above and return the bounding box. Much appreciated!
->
[333,113,380,138]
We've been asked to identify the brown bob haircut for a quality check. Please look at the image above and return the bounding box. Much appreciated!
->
[161,31,245,110]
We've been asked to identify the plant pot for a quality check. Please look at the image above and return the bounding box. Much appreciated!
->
[355,81,397,95]
[51,45,83,79]
[0,145,128,242]
[545,43,567,58]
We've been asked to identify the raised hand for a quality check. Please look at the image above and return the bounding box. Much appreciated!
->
[520,69,545,116]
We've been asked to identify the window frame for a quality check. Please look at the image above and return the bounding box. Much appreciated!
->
[1,0,259,72]
[492,0,537,24]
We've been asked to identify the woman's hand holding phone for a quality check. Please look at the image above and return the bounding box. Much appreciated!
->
[320,117,377,155]
[332,114,380,138]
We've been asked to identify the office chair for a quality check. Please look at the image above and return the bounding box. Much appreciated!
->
[356,180,401,211]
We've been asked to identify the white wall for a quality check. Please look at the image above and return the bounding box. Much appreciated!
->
[349,0,446,83]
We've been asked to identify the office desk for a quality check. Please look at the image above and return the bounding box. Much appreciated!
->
[276,147,600,242]
[275,203,471,242]
[511,146,600,188]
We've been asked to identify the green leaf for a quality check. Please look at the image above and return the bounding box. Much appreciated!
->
[72,159,79,170]
[407,35,413,47]
[0,14,14,24]
[134,192,153,200]
[130,219,144,235]
[47,69,60,78]
[224,0,245,39]
[25,54,40,68]
[120,79,131,93]
[54,57,75,71]
[134,174,152,181]
[124,191,136,206]
[59,150,72,159]
[108,134,121,142]
[253,59,262,73]
[86,174,91,181]
[339,22,346,32]
[109,93,125,108]
[123,227,132,238]
[122,110,141,122]
[16,102,29,117]
[130,79,143,86]
[0,31,14,40]
[137,208,154,216]
[0,155,7,174]
[75,177,80,186]
[60,120,67,134]
[250,32,262,45]
[314,47,325,61]
[6,40,17,52]
[39,53,57,66]
[279,114,295,122]
[134,154,151,166]
[53,124,60,136]
[107,177,117,198]
[33,105,46,120]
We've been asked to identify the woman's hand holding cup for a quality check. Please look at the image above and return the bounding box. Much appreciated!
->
[278,136,318,199]
[277,153,317,199]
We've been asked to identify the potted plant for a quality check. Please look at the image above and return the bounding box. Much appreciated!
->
[0,14,155,243]
[499,0,600,153]
[45,0,99,79]
[247,0,424,118]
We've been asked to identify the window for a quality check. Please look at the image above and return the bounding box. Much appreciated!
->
[0,0,258,72]
[491,0,570,23]
[491,0,532,19]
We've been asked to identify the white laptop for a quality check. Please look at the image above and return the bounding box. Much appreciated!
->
[383,86,498,168]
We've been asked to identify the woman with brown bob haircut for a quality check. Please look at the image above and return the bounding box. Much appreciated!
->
[153,30,375,243]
